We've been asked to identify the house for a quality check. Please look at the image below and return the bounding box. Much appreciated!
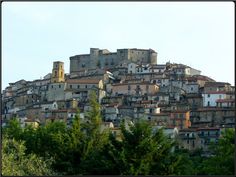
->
[135,64,151,74]
[147,112,170,126]
[24,118,40,129]
[190,107,235,128]
[100,122,114,132]
[191,75,215,88]
[183,83,199,94]
[128,62,137,74]
[169,110,191,130]
[204,82,231,92]
[202,91,227,107]
[104,103,119,121]
[149,64,166,74]
[66,78,105,103]
[47,82,67,101]
[216,89,235,108]
[25,107,42,122]
[111,82,159,96]
[196,127,220,152]
[185,93,203,110]
[177,128,200,151]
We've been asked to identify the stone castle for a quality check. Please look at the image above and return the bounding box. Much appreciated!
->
[70,48,157,74]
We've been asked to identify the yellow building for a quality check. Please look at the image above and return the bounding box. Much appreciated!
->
[24,119,40,129]
[51,61,65,83]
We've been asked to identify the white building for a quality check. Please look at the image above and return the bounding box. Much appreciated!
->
[202,91,227,107]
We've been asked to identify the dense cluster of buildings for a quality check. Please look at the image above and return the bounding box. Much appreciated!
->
[1,47,235,152]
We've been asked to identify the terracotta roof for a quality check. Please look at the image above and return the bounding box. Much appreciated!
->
[196,127,220,130]
[190,75,214,82]
[170,110,190,113]
[216,99,235,103]
[112,82,157,86]
[148,113,169,116]
[204,81,230,87]
[67,79,101,84]
[203,91,227,94]
[106,103,119,107]
[197,107,235,111]
[179,128,197,132]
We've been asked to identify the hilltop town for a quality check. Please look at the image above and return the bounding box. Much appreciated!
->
[2,47,235,152]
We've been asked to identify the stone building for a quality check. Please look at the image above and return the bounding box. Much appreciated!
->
[169,110,191,130]
[177,128,200,151]
[70,48,157,74]
[111,82,159,96]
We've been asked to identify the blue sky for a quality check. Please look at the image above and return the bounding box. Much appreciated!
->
[2,2,234,89]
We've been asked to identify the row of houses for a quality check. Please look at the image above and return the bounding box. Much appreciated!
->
[1,48,235,152]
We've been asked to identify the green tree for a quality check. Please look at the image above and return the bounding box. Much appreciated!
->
[202,128,235,175]
[173,148,204,175]
[3,118,23,140]
[2,135,55,176]
[107,119,180,175]
[78,91,110,174]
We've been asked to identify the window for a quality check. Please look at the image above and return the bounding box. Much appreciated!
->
[219,95,222,99]
[59,85,61,88]
[77,85,80,89]
[70,85,72,89]
[208,94,210,97]
[207,101,210,106]
[85,85,87,88]
[51,85,53,89]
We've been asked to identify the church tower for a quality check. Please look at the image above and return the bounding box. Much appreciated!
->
[51,61,65,83]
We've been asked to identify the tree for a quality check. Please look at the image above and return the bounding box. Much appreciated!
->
[3,118,23,140]
[2,135,55,176]
[201,128,235,175]
[107,119,180,175]
[78,91,110,174]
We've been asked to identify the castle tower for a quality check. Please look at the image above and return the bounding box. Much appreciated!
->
[51,61,65,83]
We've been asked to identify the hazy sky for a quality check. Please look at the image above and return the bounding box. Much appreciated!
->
[2,2,234,89]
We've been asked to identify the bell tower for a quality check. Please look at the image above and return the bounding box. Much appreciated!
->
[51,61,65,83]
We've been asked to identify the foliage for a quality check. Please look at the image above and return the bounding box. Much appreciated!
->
[3,118,23,140]
[106,119,181,175]
[174,148,204,175]
[2,97,235,175]
[2,135,55,176]
[201,128,235,175]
